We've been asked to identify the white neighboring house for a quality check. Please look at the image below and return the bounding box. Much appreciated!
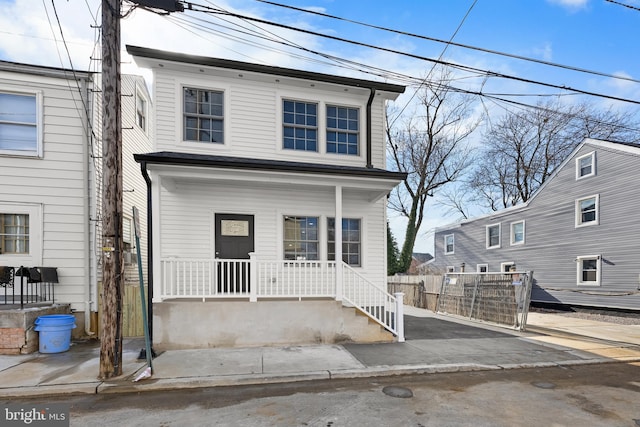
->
[431,138,640,311]
[0,60,151,350]
[127,46,407,349]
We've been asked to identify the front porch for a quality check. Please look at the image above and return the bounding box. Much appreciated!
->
[153,257,404,349]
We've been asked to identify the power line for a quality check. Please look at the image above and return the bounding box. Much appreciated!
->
[181,1,640,106]
[605,0,640,12]
[254,0,640,86]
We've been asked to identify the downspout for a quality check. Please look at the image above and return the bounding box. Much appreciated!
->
[140,161,153,342]
[366,88,376,168]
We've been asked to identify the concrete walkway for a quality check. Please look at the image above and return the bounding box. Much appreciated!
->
[1,306,639,398]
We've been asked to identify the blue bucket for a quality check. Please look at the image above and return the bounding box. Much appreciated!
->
[34,315,76,353]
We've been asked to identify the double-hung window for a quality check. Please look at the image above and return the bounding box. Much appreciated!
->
[184,87,224,143]
[486,223,501,249]
[136,91,147,132]
[283,100,317,151]
[444,234,454,254]
[283,216,319,261]
[577,255,600,286]
[575,195,598,227]
[326,105,359,155]
[576,151,596,179]
[0,91,40,156]
[328,218,361,266]
[0,213,29,254]
[510,221,525,245]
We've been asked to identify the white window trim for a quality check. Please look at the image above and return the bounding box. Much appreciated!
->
[446,266,455,273]
[135,86,147,134]
[0,202,42,266]
[325,103,362,157]
[576,255,601,286]
[575,194,599,228]
[179,82,230,150]
[477,263,488,273]
[510,220,525,246]
[486,223,501,249]
[444,234,455,255]
[576,151,596,180]
[500,261,515,273]
[328,216,362,267]
[0,88,44,158]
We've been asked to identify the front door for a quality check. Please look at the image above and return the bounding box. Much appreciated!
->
[215,214,254,293]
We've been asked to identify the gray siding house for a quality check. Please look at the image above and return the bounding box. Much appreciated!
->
[431,138,640,311]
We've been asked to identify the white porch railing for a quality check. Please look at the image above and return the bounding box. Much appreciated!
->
[158,257,403,340]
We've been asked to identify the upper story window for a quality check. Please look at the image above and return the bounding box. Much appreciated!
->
[283,100,317,152]
[577,255,600,286]
[575,194,599,227]
[184,87,223,143]
[0,91,41,157]
[136,91,147,133]
[328,218,361,266]
[0,213,29,254]
[444,234,454,254]
[326,105,359,155]
[576,151,596,179]
[283,216,318,261]
[486,223,501,249]
[510,220,525,245]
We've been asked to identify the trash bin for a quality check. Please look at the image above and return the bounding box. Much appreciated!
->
[34,315,76,353]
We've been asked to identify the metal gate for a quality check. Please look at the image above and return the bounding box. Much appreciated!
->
[437,271,533,331]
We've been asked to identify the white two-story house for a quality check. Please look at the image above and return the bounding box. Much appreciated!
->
[127,46,407,349]
[0,60,151,353]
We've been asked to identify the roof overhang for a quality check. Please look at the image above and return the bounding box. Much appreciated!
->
[135,152,407,202]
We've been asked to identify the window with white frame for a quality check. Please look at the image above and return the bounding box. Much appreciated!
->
[0,213,29,254]
[326,105,359,155]
[444,234,454,254]
[576,151,596,179]
[575,194,599,227]
[0,91,41,156]
[283,216,318,261]
[510,220,525,245]
[327,218,361,266]
[183,87,224,143]
[577,255,600,286]
[446,266,455,273]
[283,100,318,152]
[477,264,488,273]
[0,203,41,265]
[136,91,147,132]
[486,223,501,249]
[501,261,515,273]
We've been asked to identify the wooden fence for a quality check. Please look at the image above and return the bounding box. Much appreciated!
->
[387,275,443,311]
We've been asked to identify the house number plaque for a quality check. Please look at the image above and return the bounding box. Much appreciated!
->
[221,220,249,236]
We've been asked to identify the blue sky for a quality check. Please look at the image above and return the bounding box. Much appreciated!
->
[1,0,638,253]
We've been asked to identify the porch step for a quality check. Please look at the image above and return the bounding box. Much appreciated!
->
[339,305,394,343]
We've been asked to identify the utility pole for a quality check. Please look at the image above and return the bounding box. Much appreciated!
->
[99,0,123,379]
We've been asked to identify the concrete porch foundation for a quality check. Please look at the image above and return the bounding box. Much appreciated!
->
[0,304,71,354]
[153,300,394,350]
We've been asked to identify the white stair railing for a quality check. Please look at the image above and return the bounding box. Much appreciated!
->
[341,263,404,339]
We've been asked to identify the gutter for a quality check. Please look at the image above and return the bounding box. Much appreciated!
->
[366,88,376,168]
[140,161,153,342]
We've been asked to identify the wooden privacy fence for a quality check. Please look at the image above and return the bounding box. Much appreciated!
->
[98,283,145,337]
[387,275,443,311]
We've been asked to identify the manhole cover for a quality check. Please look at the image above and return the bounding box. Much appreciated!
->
[382,385,413,398]
[531,382,556,389]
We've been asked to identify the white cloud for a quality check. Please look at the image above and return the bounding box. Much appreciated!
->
[546,0,589,12]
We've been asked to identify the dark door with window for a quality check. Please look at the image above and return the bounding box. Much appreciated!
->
[215,214,254,293]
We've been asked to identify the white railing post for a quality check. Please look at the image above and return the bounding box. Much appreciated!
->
[335,185,343,301]
[249,252,257,302]
[394,292,405,342]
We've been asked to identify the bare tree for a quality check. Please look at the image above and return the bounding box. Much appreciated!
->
[387,68,481,272]
[470,100,640,211]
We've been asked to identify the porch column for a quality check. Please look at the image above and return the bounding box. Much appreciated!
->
[249,252,257,302]
[335,185,343,301]
[152,173,163,303]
